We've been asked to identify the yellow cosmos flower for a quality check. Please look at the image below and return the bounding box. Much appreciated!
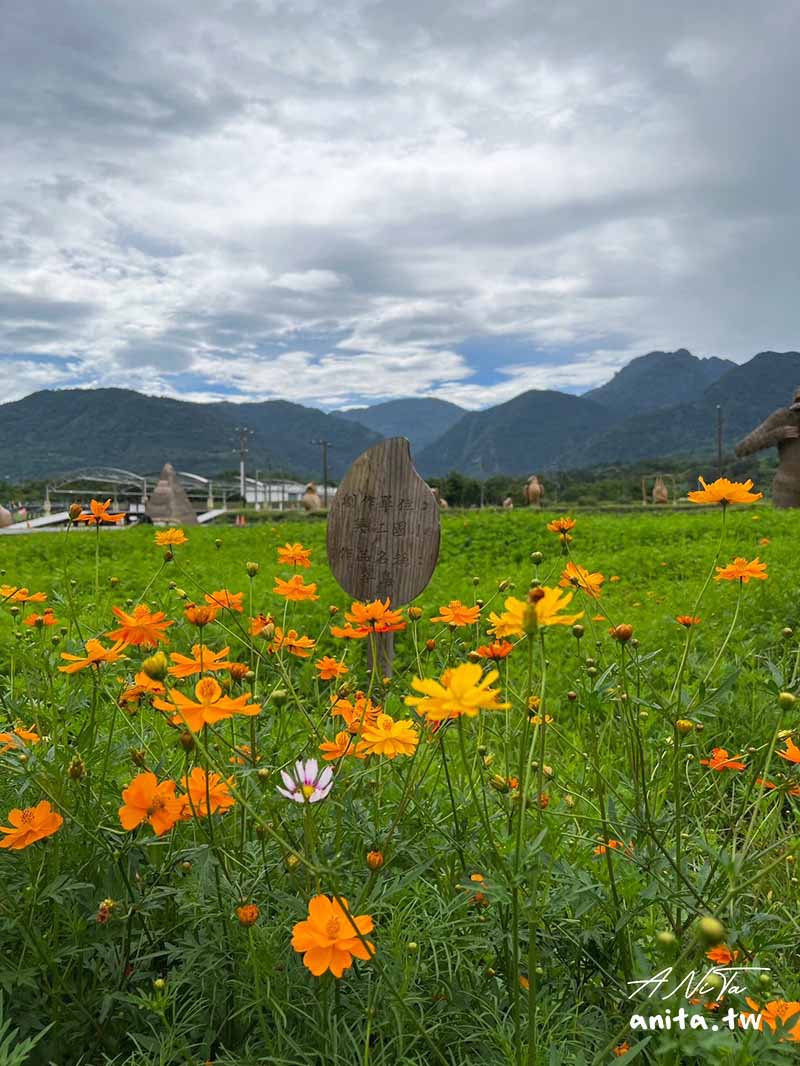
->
[559,562,604,600]
[358,714,419,758]
[687,476,763,506]
[488,588,583,637]
[714,557,768,583]
[405,662,509,722]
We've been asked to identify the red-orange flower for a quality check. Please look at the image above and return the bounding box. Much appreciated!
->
[676,615,701,628]
[1,585,48,604]
[237,903,260,926]
[699,747,747,772]
[184,603,219,626]
[277,542,312,568]
[107,604,174,647]
[742,999,800,1042]
[168,645,234,678]
[249,613,274,637]
[474,641,514,660]
[269,627,316,658]
[118,772,184,836]
[315,656,349,680]
[343,599,405,635]
[76,498,126,525]
[706,945,739,965]
[331,692,381,735]
[23,609,58,628]
[205,589,244,613]
[291,895,375,978]
[777,737,800,764]
[559,561,604,600]
[59,638,127,674]
[273,574,319,602]
[0,725,40,753]
[181,767,235,817]
[119,671,166,706]
[431,601,480,626]
[0,800,63,850]
[547,516,576,534]
[714,557,768,583]
[154,677,259,731]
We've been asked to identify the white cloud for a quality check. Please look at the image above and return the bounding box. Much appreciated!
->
[1,1,798,409]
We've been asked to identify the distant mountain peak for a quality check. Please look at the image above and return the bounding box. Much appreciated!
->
[584,349,734,416]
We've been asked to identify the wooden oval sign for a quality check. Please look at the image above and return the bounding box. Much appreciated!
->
[327,437,440,606]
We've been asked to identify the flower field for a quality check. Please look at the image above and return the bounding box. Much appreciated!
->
[2,491,800,1064]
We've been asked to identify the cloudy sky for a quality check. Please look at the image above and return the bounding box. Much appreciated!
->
[2,1,798,410]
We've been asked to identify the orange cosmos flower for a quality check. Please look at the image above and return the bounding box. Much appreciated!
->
[229,662,249,681]
[107,604,174,647]
[59,638,127,674]
[119,671,166,706]
[1,585,47,604]
[205,589,244,613]
[154,528,188,547]
[706,945,739,965]
[613,1044,631,1058]
[593,839,633,856]
[742,999,800,1042]
[184,603,219,627]
[676,615,701,627]
[291,895,375,978]
[699,747,747,771]
[273,574,319,602]
[760,537,771,546]
[330,623,371,640]
[249,613,274,637]
[687,477,763,506]
[154,677,259,731]
[76,498,125,524]
[118,772,184,836]
[359,713,419,758]
[269,627,316,658]
[180,767,235,817]
[405,662,509,722]
[344,599,405,634]
[474,640,514,660]
[23,609,58,628]
[331,692,380,734]
[277,542,312,568]
[315,656,349,680]
[0,800,63,850]
[559,561,605,600]
[547,516,576,534]
[714,557,768,583]
[319,730,366,761]
[0,725,40,753]
[168,644,234,678]
[431,600,481,627]
[777,737,800,764]
[756,776,800,796]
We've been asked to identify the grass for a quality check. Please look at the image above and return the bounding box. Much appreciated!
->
[1,504,799,1065]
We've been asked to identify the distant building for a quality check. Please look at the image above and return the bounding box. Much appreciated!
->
[243,477,336,510]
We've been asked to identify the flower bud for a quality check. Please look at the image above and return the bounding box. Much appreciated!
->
[163,549,174,562]
[214,538,222,549]
[236,903,260,926]
[286,853,300,871]
[498,579,511,592]
[778,691,796,709]
[109,576,120,587]
[656,930,677,949]
[675,719,694,735]
[180,860,192,872]
[179,731,194,752]
[407,941,419,953]
[472,576,480,586]
[782,627,794,639]
[50,634,61,646]
[153,978,166,991]
[696,915,726,946]
[567,690,577,701]
[530,551,544,565]
[366,850,384,870]
[246,561,260,577]
[571,624,584,639]
[425,639,436,651]
[68,754,86,780]
[130,748,147,768]
[609,624,634,643]
[328,605,339,615]
[257,768,271,780]
[407,606,423,620]
[489,774,510,793]
[69,502,83,521]
[142,651,169,680]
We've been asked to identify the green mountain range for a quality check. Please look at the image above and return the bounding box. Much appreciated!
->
[2,350,799,482]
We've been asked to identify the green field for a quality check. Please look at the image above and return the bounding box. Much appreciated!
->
[1,505,799,1064]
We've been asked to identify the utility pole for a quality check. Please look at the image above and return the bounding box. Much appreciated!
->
[311,439,332,506]
[716,405,723,477]
[235,427,253,503]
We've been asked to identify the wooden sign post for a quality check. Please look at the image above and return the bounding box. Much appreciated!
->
[326,437,441,674]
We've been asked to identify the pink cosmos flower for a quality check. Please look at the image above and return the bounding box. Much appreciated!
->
[277,759,334,804]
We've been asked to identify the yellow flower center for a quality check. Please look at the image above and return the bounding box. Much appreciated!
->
[20,809,35,825]
[147,796,165,815]
[301,784,316,800]
[325,917,341,939]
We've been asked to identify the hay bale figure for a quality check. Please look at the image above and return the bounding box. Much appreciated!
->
[502,496,514,509]
[302,483,323,511]
[146,463,197,525]
[0,505,11,529]
[652,476,669,505]
[524,475,544,508]
[735,387,800,507]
